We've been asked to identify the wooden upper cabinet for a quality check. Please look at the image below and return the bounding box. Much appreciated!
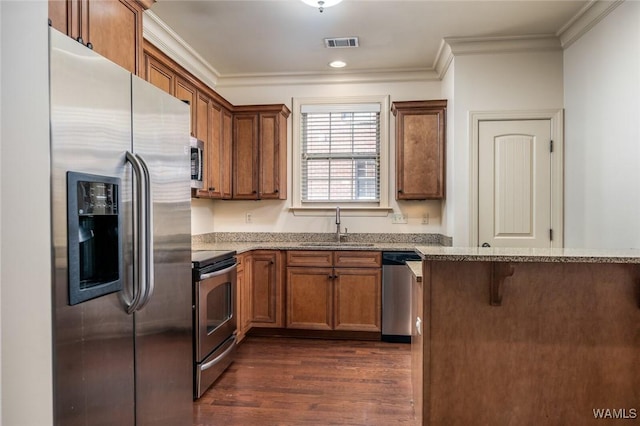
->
[233,105,290,200]
[233,113,260,199]
[174,77,197,136]
[392,100,447,200]
[144,53,174,95]
[195,92,213,196]
[49,0,145,75]
[220,109,233,199]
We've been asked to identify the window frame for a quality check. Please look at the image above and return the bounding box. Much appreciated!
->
[291,95,390,213]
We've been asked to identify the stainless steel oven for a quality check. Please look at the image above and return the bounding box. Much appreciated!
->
[192,250,237,398]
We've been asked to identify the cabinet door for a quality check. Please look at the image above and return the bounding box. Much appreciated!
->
[286,268,333,330]
[233,114,259,199]
[205,100,224,198]
[49,0,69,35]
[175,77,197,137]
[144,53,174,95]
[258,112,285,199]
[85,0,143,75]
[334,268,381,332]
[50,0,143,75]
[249,251,283,328]
[221,108,233,199]
[393,100,446,200]
[235,254,251,343]
[194,92,213,197]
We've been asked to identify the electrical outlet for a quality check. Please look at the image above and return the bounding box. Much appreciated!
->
[245,212,252,223]
[391,213,408,224]
[422,213,429,225]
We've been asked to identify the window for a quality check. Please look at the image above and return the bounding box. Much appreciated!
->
[292,96,389,211]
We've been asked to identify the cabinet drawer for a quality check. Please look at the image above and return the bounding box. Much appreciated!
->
[334,251,381,268]
[287,251,333,268]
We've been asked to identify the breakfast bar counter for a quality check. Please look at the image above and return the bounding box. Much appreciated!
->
[412,246,640,425]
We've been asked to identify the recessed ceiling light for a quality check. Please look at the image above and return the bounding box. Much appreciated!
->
[301,0,343,13]
[329,60,347,68]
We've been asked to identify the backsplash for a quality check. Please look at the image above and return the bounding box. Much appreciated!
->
[193,232,453,246]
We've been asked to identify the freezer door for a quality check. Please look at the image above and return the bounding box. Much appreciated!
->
[50,28,135,425]
[131,76,193,425]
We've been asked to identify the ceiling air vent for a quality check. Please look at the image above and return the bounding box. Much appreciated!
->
[324,37,359,48]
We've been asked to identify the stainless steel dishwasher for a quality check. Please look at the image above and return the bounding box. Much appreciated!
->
[382,251,422,343]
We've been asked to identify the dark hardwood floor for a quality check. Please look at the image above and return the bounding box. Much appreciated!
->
[193,336,416,426]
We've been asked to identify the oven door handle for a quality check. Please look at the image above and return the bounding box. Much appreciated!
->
[200,335,237,371]
[199,261,238,281]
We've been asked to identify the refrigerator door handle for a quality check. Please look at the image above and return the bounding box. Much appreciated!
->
[125,151,147,314]
[137,153,155,309]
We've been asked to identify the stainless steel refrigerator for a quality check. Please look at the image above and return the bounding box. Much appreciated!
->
[49,28,193,425]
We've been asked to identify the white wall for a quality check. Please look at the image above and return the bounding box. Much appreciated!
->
[564,0,640,249]
[449,50,564,245]
[192,79,446,236]
[0,1,53,425]
[440,60,455,239]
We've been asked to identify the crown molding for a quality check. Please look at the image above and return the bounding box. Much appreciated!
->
[433,39,454,80]
[142,10,220,88]
[557,0,624,48]
[444,35,562,56]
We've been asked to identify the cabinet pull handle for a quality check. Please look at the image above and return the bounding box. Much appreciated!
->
[416,317,422,336]
[209,187,215,191]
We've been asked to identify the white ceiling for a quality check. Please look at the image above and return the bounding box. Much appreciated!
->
[149,0,590,82]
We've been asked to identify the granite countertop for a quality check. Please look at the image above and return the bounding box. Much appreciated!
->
[192,232,449,254]
[416,246,640,264]
[405,261,422,280]
[193,241,429,254]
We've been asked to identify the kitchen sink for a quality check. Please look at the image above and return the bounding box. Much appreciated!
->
[300,242,375,247]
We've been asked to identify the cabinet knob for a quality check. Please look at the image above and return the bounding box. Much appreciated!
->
[398,189,403,193]
[86,42,93,50]
[274,189,279,193]
[209,187,215,191]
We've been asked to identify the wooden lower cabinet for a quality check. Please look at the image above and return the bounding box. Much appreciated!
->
[286,267,333,330]
[286,251,381,333]
[334,268,381,332]
[248,251,284,328]
[411,261,425,424]
[235,253,251,343]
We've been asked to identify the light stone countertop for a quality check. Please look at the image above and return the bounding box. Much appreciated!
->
[405,261,423,280]
[193,241,431,254]
[415,246,640,263]
[192,232,448,254]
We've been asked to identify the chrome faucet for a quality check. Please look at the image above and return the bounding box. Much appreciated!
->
[335,206,348,242]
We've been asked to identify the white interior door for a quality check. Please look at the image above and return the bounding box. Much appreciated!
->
[478,120,552,248]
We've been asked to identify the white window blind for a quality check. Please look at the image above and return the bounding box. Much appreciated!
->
[300,103,381,203]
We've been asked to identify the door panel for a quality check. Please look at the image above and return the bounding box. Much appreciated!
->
[479,120,551,248]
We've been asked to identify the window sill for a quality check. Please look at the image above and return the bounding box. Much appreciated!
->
[289,206,393,217]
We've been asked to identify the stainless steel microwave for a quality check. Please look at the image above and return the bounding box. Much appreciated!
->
[190,136,204,189]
